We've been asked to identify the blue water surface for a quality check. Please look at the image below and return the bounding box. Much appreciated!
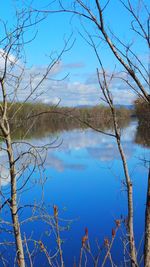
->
[1,121,149,266]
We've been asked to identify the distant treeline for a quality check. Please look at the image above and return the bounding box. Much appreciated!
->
[3,102,131,140]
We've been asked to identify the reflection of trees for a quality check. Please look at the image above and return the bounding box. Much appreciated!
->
[135,119,150,147]
[135,100,150,147]
[7,104,131,140]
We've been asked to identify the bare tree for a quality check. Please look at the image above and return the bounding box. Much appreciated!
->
[0,6,73,267]
[33,0,150,266]
[1,1,149,266]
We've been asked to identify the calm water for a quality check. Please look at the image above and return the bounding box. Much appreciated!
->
[1,120,150,266]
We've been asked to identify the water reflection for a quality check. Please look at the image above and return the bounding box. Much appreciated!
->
[1,119,148,183]
[135,118,150,147]
[9,109,131,140]
[45,153,86,172]
[0,118,149,266]
[8,113,150,149]
[39,121,139,174]
[40,121,149,266]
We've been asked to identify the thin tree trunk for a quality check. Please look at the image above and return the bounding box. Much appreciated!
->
[111,108,137,267]
[117,139,137,267]
[0,77,25,266]
[4,126,25,267]
[144,168,150,267]
[97,65,137,266]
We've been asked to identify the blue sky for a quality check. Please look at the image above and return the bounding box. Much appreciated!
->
[0,0,149,106]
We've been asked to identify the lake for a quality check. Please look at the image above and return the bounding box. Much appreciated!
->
[0,119,149,266]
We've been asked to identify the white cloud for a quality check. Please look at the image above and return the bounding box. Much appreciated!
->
[63,62,85,69]
[13,73,137,106]
[0,50,138,106]
[112,88,135,105]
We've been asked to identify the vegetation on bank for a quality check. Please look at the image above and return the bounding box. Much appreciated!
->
[7,102,132,122]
